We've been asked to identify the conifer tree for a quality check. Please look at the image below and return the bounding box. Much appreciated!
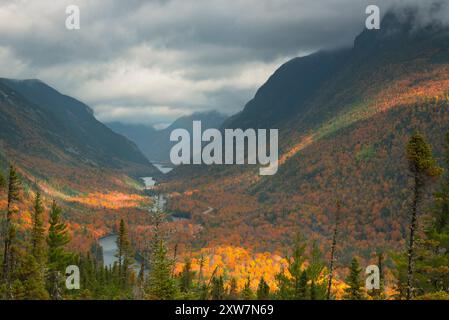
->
[46,201,71,299]
[256,277,270,300]
[227,278,238,299]
[180,258,195,293]
[241,277,254,300]
[135,261,145,299]
[211,276,225,300]
[2,165,21,295]
[343,258,365,300]
[327,200,341,300]
[147,239,176,299]
[31,192,46,265]
[414,132,449,298]
[115,219,134,288]
[0,169,5,191]
[308,242,328,299]
[405,133,442,299]
[297,271,308,299]
[310,280,317,300]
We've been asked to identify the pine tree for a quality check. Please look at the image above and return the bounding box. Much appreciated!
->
[31,192,46,265]
[241,277,254,300]
[2,165,21,295]
[297,271,308,300]
[343,258,365,300]
[227,278,238,299]
[256,277,270,300]
[46,201,71,299]
[405,133,442,299]
[310,280,317,300]
[147,239,176,299]
[211,276,225,300]
[0,169,6,191]
[180,258,195,293]
[308,242,328,299]
[115,219,134,288]
[135,261,145,299]
[327,200,341,300]
[413,132,449,298]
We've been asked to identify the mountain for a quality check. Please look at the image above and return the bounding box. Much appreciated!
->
[165,9,449,259]
[0,78,157,180]
[108,110,227,162]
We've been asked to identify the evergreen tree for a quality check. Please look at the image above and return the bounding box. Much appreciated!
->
[405,133,442,299]
[343,258,365,300]
[241,277,254,300]
[31,192,46,265]
[227,278,238,299]
[46,201,71,299]
[413,132,449,298]
[308,242,328,299]
[135,261,146,299]
[275,234,306,299]
[179,258,195,293]
[256,277,270,300]
[297,271,308,300]
[115,219,134,288]
[211,276,225,300]
[2,165,21,296]
[0,169,5,191]
[327,200,341,300]
[310,280,317,300]
[147,239,176,299]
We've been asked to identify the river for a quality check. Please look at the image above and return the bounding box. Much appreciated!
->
[98,162,173,268]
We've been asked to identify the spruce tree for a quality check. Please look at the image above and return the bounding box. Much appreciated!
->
[256,277,270,300]
[46,201,71,299]
[405,133,442,299]
[0,169,6,191]
[147,239,176,299]
[343,258,365,300]
[2,165,21,295]
[241,277,254,300]
[31,192,46,265]
[227,278,238,299]
[414,132,449,298]
[297,271,308,299]
[115,219,134,288]
[327,200,341,300]
[180,258,195,293]
[211,276,225,300]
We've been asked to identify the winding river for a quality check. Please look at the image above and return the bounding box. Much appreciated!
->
[98,162,172,268]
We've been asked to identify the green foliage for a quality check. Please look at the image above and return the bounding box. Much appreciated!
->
[256,277,270,300]
[413,131,449,298]
[115,219,134,288]
[355,145,375,162]
[227,278,238,299]
[275,237,327,300]
[0,169,6,191]
[211,276,225,300]
[179,258,195,293]
[147,239,177,299]
[406,133,442,179]
[241,277,254,300]
[31,192,46,265]
[343,258,365,300]
[46,200,72,299]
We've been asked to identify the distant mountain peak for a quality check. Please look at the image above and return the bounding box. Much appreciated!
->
[354,4,449,52]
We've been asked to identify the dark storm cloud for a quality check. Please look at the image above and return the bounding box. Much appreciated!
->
[0,0,443,126]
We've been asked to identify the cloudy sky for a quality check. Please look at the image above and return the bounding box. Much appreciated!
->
[0,0,441,128]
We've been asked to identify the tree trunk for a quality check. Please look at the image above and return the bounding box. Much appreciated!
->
[327,201,341,300]
[406,174,421,300]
